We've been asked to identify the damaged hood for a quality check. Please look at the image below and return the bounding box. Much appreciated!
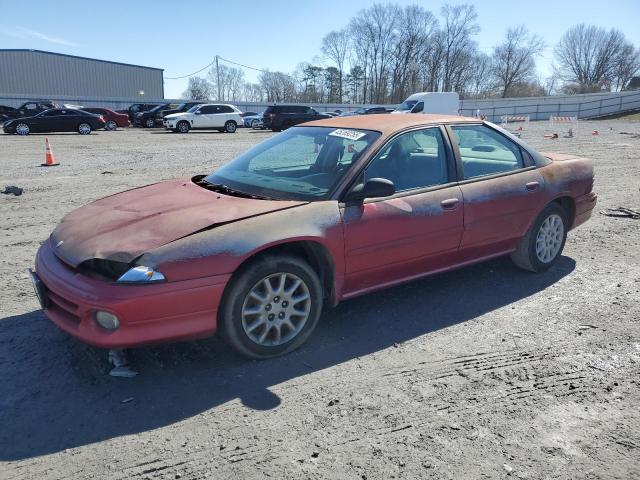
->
[50,179,305,267]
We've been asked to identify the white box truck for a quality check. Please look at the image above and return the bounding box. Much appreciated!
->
[392,92,460,115]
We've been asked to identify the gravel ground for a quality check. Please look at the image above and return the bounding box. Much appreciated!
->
[0,122,639,480]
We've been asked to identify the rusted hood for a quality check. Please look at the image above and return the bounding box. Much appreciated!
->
[50,179,305,267]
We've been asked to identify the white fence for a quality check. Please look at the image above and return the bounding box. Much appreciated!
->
[460,90,640,122]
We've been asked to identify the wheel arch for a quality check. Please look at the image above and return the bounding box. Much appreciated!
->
[552,196,575,228]
[226,239,337,307]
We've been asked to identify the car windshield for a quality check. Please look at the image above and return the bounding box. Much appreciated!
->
[187,104,202,113]
[396,100,417,112]
[354,108,366,114]
[174,103,186,110]
[204,126,381,201]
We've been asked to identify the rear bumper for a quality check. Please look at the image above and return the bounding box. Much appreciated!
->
[34,241,229,349]
[571,191,597,229]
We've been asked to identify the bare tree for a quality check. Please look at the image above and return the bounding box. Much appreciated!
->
[466,53,493,98]
[321,29,349,102]
[258,71,297,102]
[492,26,544,97]
[439,4,480,92]
[207,65,245,101]
[555,24,628,92]
[612,43,640,91]
[181,76,211,100]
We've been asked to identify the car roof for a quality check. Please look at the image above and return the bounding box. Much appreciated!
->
[302,113,477,135]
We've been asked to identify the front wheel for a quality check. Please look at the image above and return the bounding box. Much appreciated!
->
[105,121,117,131]
[511,203,567,272]
[177,121,190,133]
[219,255,323,359]
[15,123,30,135]
[224,121,237,133]
[78,123,92,135]
[145,118,155,128]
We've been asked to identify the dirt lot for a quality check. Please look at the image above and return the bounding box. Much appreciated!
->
[1,121,639,480]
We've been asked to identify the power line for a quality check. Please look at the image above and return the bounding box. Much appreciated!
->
[164,55,269,80]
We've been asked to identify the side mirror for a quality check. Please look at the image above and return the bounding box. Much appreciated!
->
[344,178,395,203]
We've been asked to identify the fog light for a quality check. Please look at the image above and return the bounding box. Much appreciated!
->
[95,311,120,330]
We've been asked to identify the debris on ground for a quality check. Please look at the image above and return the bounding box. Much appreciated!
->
[578,324,598,330]
[600,207,640,219]
[2,185,23,196]
[108,349,138,378]
[618,132,640,138]
[121,397,135,404]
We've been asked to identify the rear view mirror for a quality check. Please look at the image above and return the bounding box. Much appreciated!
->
[344,178,395,203]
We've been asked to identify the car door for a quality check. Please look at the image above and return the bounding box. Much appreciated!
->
[30,109,59,132]
[341,126,464,296]
[448,124,547,259]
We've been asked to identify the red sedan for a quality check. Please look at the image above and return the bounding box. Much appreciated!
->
[30,115,597,358]
[82,107,130,130]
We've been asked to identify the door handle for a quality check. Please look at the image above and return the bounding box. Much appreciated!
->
[525,181,540,191]
[440,198,460,209]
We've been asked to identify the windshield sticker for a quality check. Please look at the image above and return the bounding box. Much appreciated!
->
[329,129,366,141]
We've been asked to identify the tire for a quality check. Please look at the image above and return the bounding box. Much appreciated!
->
[15,123,30,136]
[105,121,117,131]
[251,119,259,129]
[145,118,155,128]
[78,123,92,135]
[177,121,190,133]
[511,203,568,272]
[224,121,237,133]
[219,255,324,359]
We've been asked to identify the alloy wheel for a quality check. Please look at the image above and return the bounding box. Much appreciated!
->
[535,214,564,263]
[241,272,312,347]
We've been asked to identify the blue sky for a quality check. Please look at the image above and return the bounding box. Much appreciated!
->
[2,0,639,98]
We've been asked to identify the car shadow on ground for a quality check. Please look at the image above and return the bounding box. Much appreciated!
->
[0,256,575,460]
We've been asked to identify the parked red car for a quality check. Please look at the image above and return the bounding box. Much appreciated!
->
[82,108,130,130]
[30,114,596,358]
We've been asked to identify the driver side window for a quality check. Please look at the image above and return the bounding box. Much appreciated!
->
[363,128,449,192]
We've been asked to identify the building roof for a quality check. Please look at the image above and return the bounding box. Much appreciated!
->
[304,113,476,135]
[0,49,163,71]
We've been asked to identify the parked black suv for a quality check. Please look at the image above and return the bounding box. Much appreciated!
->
[118,103,164,123]
[0,100,58,122]
[133,103,180,128]
[262,105,331,131]
[151,102,205,126]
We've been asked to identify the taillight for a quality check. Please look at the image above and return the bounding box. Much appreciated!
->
[98,115,105,122]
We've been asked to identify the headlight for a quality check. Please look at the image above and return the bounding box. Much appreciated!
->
[117,265,165,283]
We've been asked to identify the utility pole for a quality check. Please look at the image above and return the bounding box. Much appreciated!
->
[215,55,221,101]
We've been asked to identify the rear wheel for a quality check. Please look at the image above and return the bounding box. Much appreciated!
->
[511,203,567,272]
[78,123,92,135]
[15,123,30,135]
[251,119,259,128]
[177,121,190,133]
[105,121,117,131]
[219,255,323,359]
[224,120,237,133]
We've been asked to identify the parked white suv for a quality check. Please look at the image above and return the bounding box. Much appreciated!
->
[163,104,243,133]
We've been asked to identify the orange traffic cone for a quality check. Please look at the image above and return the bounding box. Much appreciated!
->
[42,137,59,167]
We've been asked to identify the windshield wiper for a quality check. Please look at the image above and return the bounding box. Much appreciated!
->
[198,179,273,200]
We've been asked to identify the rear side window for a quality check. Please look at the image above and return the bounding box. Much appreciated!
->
[451,125,524,180]
[219,105,234,113]
[199,105,217,114]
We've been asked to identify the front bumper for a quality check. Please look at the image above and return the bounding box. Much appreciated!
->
[33,241,229,348]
